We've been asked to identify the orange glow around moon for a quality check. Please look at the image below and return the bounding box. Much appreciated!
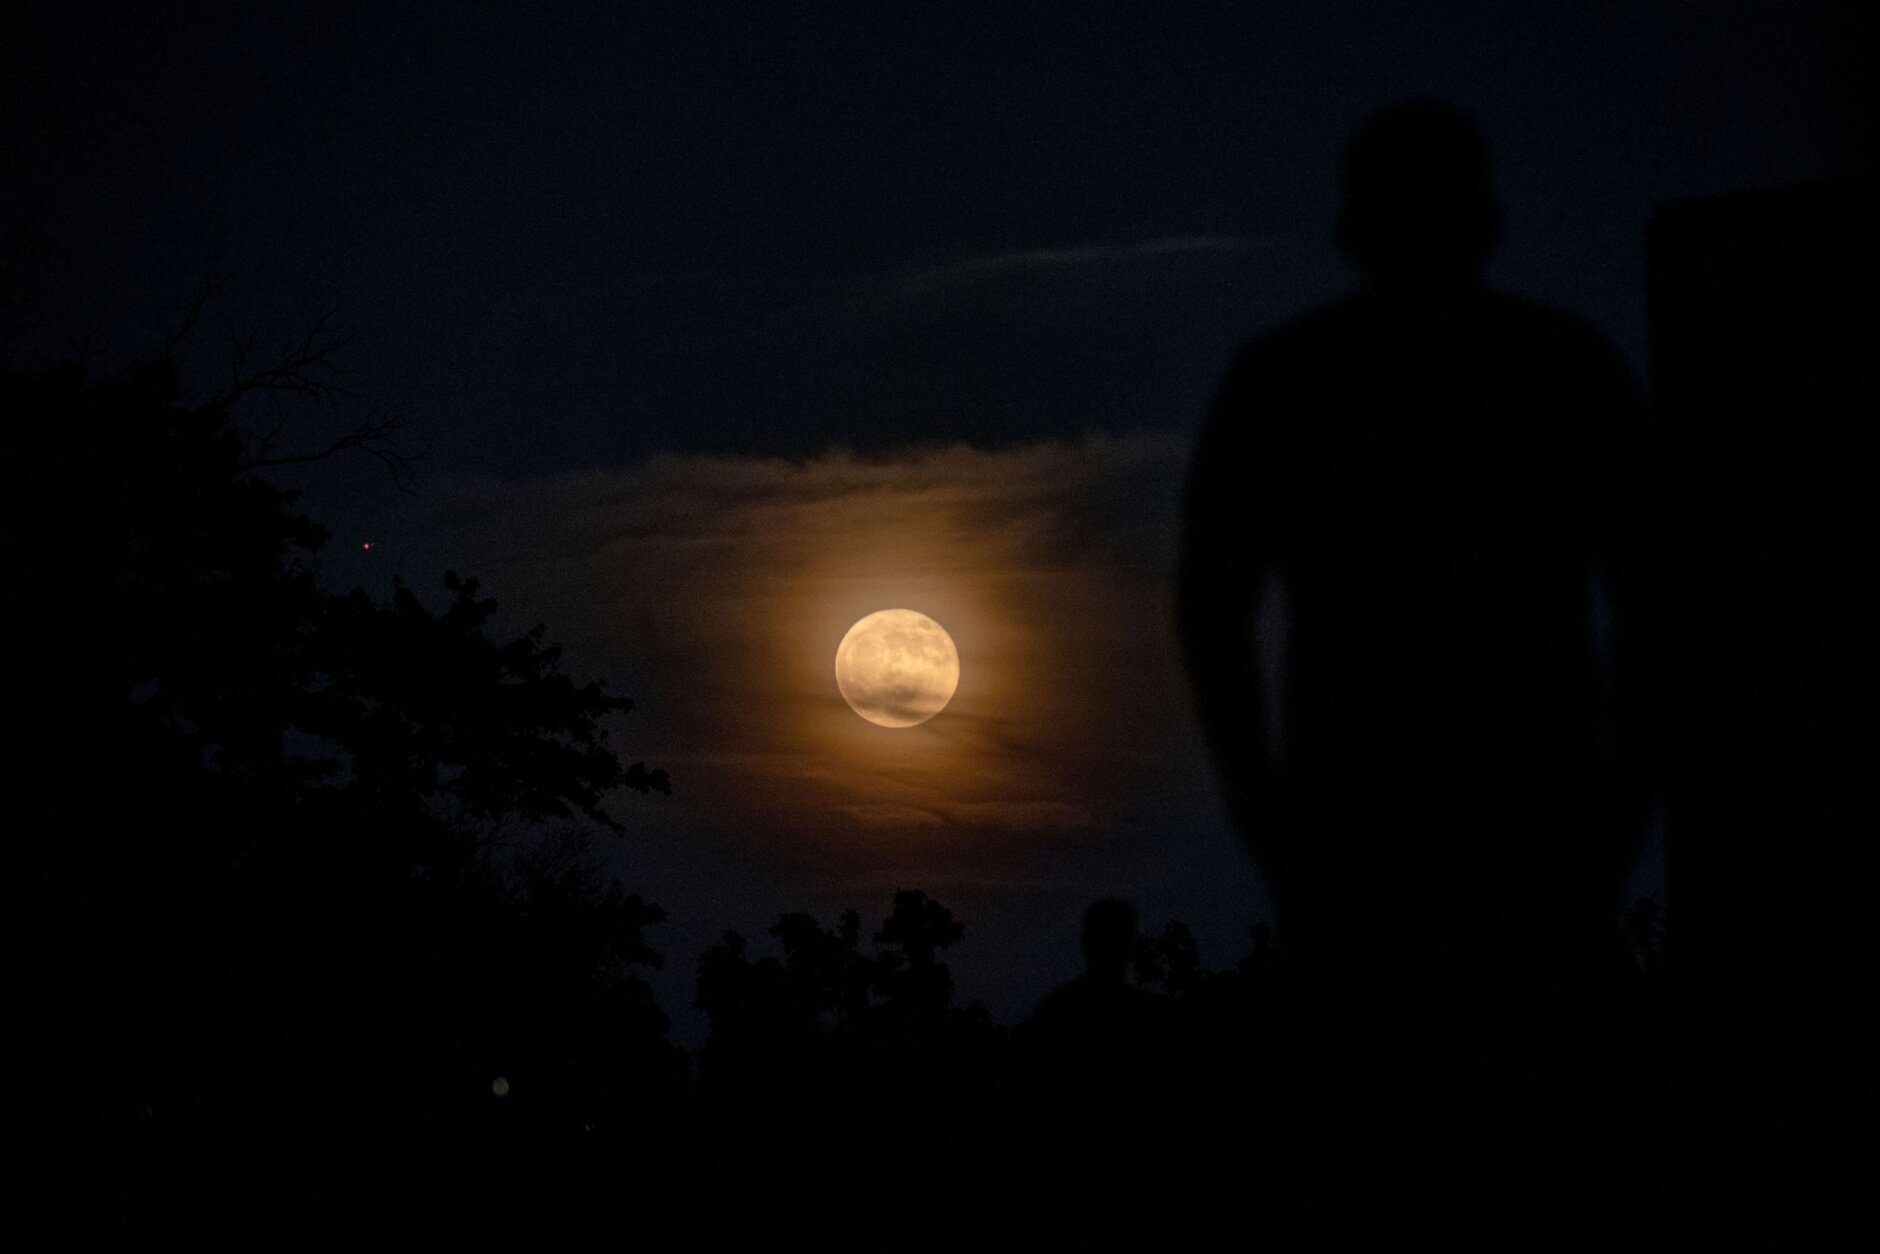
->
[834,609,961,728]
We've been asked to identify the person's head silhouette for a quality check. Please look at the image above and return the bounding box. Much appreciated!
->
[1081,898,1138,984]
[1337,100,1502,293]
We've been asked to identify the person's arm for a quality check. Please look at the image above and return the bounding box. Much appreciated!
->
[1177,346,1284,837]
[1578,329,1660,857]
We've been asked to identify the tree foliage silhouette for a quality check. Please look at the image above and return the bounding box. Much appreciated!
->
[2,352,672,1235]
[689,890,1002,1217]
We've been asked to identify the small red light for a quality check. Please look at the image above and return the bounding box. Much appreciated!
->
[362,542,373,550]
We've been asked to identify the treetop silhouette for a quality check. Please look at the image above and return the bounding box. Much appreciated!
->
[4,346,675,1237]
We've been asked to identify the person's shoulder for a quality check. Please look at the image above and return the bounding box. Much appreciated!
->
[1483,291,1642,403]
[1034,974,1101,1015]
[1031,974,1155,1020]
[1482,290,1627,357]
[1018,976,1085,1045]
[1210,297,1367,408]
[1226,296,1369,368]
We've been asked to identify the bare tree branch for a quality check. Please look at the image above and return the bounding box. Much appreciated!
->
[209,310,359,411]
[241,402,422,494]
[159,269,239,359]
[150,279,424,493]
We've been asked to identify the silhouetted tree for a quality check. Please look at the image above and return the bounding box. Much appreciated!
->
[772,907,876,1029]
[872,888,964,1020]
[2,352,674,1237]
[687,890,1006,1221]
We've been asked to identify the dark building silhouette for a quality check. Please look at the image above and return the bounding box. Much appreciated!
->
[1649,175,1876,1240]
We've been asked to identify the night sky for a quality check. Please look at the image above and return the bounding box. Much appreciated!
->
[4,1,1850,1040]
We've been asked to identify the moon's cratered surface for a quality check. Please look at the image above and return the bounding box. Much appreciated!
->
[835,609,960,728]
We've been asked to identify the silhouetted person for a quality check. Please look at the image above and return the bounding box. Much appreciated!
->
[1180,101,1653,992]
[1178,100,1659,1241]
[1031,898,1154,1027]
[1017,900,1170,1211]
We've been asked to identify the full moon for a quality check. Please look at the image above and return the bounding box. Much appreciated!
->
[834,609,961,728]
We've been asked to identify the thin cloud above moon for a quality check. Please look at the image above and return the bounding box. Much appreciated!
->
[890,235,1260,298]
